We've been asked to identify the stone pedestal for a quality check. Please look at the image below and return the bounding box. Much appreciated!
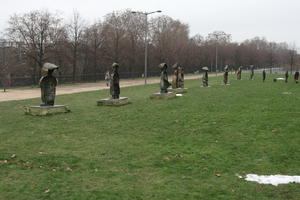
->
[97,97,129,106]
[24,105,70,116]
[150,92,176,100]
[168,88,188,94]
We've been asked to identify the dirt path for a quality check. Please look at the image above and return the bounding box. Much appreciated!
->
[0,74,221,102]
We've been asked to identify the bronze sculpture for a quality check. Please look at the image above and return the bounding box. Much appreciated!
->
[202,67,209,87]
[39,63,59,106]
[294,71,299,84]
[178,66,184,88]
[171,63,179,89]
[110,63,120,99]
[237,66,242,80]
[223,65,229,85]
[171,63,184,89]
[249,65,254,80]
[262,69,266,82]
[159,63,171,93]
[285,70,289,83]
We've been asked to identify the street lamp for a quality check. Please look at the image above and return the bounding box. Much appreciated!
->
[131,10,162,84]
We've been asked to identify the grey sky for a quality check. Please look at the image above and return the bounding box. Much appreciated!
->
[1,0,299,47]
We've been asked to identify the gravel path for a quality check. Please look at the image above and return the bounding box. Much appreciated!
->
[0,74,221,102]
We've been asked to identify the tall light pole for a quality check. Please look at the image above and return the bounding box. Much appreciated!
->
[131,10,162,84]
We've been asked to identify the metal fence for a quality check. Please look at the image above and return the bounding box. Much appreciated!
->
[0,66,289,90]
[0,70,165,89]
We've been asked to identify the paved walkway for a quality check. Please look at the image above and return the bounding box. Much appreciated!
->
[0,74,221,102]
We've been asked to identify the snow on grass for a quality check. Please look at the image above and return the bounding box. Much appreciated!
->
[238,174,300,186]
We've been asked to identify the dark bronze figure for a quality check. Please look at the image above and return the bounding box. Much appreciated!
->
[110,63,120,99]
[171,63,179,89]
[39,63,59,106]
[262,70,266,82]
[159,63,171,93]
[249,65,254,80]
[285,70,289,83]
[237,66,242,80]
[178,66,184,88]
[202,67,209,87]
[294,71,299,84]
[223,65,229,85]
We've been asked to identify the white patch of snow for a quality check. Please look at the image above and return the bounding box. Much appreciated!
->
[238,174,300,186]
[176,94,183,97]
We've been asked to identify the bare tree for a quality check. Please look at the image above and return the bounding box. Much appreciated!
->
[207,31,231,72]
[7,10,63,82]
[66,10,85,81]
[103,11,129,62]
[288,43,297,74]
[83,21,106,80]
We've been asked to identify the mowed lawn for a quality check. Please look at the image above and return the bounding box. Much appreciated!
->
[0,74,300,200]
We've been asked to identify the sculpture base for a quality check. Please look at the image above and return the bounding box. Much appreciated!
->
[150,92,176,100]
[168,88,188,94]
[97,97,129,106]
[24,105,70,116]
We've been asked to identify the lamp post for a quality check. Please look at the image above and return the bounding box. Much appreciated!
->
[131,10,162,84]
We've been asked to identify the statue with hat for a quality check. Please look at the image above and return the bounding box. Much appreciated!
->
[159,63,171,93]
[171,63,179,89]
[285,70,289,83]
[262,69,266,82]
[110,63,120,99]
[237,66,242,80]
[249,65,254,80]
[294,71,299,84]
[223,65,229,85]
[178,65,184,88]
[24,62,70,116]
[39,63,59,106]
[202,67,209,87]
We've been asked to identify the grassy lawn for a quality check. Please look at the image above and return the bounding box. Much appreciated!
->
[0,74,299,200]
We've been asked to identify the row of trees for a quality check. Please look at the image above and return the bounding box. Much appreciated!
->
[0,9,299,87]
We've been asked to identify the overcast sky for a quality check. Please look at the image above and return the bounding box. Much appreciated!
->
[0,0,299,47]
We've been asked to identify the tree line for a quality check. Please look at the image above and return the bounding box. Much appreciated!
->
[0,9,299,87]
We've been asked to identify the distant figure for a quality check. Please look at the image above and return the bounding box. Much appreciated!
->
[249,65,254,80]
[171,63,179,89]
[110,63,120,99]
[202,67,209,87]
[178,66,184,88]
[159,63,171,93]
[105,70,110,87]
[294,71,299,84]
[262,70,266,82]
[237,66,242,80]
[39,63,59,106]
[223,65,229,85]
[285,71,289,83]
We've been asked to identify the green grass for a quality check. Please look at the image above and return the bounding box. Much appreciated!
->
[0,74,300,200]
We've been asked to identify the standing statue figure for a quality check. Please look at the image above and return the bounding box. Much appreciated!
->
[178,65,184,88]
[285,70,289,83]
[223,65,229,85]
[202,67,209,87]
[105,70,111,87]
[294,71,299,84]
[159,63,171,93]
[262,69,266,82]
[249,65,254,80]
[237,66,242,80]
[110,63,120,99]
[171,63,179,89]
[39,63,59,106]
